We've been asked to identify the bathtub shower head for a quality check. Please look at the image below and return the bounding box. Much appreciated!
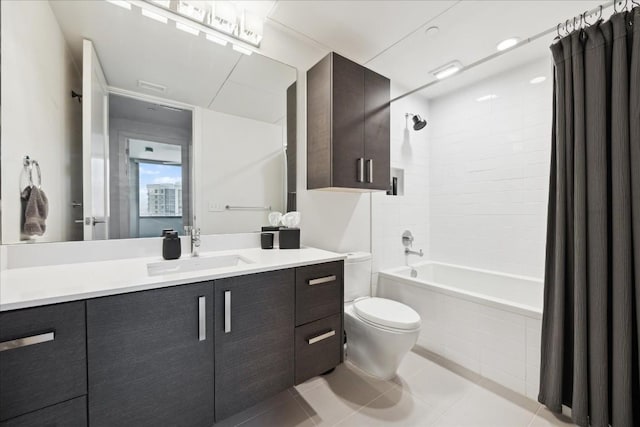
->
[405,113,427,131]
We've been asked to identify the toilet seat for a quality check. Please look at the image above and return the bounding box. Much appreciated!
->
[353,297,421,331]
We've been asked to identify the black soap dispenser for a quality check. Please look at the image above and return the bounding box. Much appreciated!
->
[162,229,181,260]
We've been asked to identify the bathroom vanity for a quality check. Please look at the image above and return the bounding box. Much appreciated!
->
[0,248,344,426]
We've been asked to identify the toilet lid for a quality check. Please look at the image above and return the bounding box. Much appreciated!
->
[353,297,421,330]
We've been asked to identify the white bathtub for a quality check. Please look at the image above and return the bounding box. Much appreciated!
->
[377,261,543,400]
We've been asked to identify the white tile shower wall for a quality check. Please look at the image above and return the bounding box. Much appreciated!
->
[371,92,431,282]
[428,58,553,279]
[377,275,542,400]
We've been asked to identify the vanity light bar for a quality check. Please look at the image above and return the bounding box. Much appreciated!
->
[232,44,253,56]
[141,8,168,23]
[106,0,132,10]
[176,21,200,36]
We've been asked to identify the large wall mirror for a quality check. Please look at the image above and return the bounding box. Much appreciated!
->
[0,0,297,244]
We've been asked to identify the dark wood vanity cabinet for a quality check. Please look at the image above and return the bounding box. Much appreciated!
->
[294,261,344,384]
[0,302,86,423]
[307,52,390,191]
[0,261,344,425]
[86,282,214,427]
[214,269,295,421]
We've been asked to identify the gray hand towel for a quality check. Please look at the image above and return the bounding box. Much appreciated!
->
[21,186,49,236]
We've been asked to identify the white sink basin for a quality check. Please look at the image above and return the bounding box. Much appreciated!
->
[147,254,254,276]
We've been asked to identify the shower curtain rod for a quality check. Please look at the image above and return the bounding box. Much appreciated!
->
[390,0,616,103]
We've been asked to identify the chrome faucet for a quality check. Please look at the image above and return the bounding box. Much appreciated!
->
[185,226,201,257]
[402,230,423,259]
[405,247,424,257]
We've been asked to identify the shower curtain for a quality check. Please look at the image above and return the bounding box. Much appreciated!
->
[539,7,640,427]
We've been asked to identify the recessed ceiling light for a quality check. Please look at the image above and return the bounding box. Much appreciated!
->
[232,44,253,55]
[497,37,519,51]
[106,0,131,10]
[476,94,498,102]
[141,9,168,23]
[431,61,462,80]
[176,22,199,36]
[529,76,547,84]
[425,26,440,37]
[206,33,228,46]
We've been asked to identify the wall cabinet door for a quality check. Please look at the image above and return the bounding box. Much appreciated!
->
[332,53,365,189]
[214,269,295,421]
[364,68,391,190]
[87,282,214,427]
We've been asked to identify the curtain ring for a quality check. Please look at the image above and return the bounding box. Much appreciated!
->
[557,22,562,38]
[614,0,627,12]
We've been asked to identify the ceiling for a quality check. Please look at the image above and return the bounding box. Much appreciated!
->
[48,1,296,123]
[268,0,602,99]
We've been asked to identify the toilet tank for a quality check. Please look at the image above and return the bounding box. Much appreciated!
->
[344,252,372,302]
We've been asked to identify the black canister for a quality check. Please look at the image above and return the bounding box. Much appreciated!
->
[261,232,274,249]
[162,230,182,260]
[279,228,300,249]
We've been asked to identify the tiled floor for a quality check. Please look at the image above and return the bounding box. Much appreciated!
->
[215,347,576,427]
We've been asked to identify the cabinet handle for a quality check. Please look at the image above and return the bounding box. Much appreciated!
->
[198,296,206,341]
[357,158,364,183]
[307,329,336,345]
[367,159,373,183]
[224,291,231,333]
[308,275,336,286]
[0,332,55,352]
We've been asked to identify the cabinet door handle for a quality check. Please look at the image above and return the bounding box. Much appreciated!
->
[198,296,206,341]
[0,332,55,352]
[367,159,373,183]
[307,329,336,345]
[224,291,231,333]
[357,158,364,183]
[308,275,336,286]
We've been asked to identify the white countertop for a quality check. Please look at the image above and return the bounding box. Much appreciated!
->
[0,247,345,311]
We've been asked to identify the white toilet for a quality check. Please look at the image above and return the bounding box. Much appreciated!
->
[344,252,421,380]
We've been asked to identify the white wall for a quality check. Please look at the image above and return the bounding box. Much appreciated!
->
[196,109,285,234]
[1,0,82,244]
[428,58,553,278]
[371,93,431,283]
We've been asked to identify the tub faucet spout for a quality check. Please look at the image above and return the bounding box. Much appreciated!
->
[405,248,424,257]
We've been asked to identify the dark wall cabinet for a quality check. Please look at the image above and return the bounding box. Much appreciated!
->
[307,52,390,191]
[214,269,295,421]
[0,262,344,426]
[87,282,214,427]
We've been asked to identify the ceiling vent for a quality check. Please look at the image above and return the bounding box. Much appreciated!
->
[137,79,167,93]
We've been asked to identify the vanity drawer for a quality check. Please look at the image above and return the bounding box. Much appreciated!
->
[295,261,343,326]
[0,396,87,427]
[295,313,342,384]
[0,302,87,421]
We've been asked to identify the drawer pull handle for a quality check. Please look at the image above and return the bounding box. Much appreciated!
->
[224,291,231,333]
[307,330,336,345]
[308,275,336,286]
[0,332,55,352]
[367,159,373,183]
[198,296,206,341]
[357,158,364,183]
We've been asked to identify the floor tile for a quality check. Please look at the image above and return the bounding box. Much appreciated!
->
[214,389,293,427]
[239,396,315,427]
[528,406,577,427]
[431,379,539,427]
[295,362,395,426]
[394,353,480,416]
[336,386,441,427]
